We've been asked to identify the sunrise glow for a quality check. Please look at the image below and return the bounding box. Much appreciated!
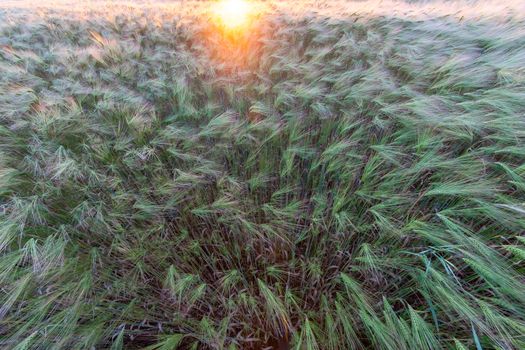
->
[213,0,251,30]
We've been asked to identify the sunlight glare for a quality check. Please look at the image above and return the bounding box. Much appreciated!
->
[213,0,252,30]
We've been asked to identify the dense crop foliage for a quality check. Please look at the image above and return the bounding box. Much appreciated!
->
[1,1,525,349]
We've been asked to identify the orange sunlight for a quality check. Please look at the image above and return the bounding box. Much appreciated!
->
[213,0,252,30]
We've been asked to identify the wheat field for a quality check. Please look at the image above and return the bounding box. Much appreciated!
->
[0,1,524,349]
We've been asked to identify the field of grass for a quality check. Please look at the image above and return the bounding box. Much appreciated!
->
[1,0,525,349]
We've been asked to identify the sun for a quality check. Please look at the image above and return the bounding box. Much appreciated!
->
[213,0,252,30]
